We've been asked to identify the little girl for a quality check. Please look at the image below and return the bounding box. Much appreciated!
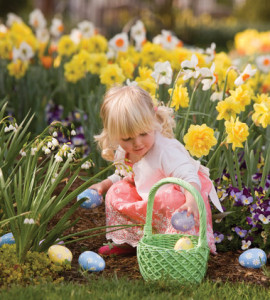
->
[90,85,223,255]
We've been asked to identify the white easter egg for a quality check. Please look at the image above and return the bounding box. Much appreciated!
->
[78,251,105,272]
[174,237,194,251]
[77,189,103,209]
[171,211,195,232]
[239,248,267,269]
[0,232,15,247]
[48,245,72,265]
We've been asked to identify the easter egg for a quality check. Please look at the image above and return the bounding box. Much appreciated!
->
[78,251,105,272]
[77,189,103,209]
[171,211,195,232]
[0,232,15,247]
[174,237,194,251]
[48,245,72,265]
[239,248,267,269]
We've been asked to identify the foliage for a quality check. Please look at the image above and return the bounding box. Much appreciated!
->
[0,244,69,289]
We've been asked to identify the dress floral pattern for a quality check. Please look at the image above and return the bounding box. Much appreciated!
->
[105,167,217,254]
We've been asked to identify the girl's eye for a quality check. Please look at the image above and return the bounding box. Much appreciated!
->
[122,137,131,142]
[140,133,147,136]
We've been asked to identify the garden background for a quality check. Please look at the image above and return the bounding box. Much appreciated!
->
[0,0,270,297]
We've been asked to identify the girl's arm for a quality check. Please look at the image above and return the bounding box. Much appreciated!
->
[179,182,200,221]
[90,178,113,195]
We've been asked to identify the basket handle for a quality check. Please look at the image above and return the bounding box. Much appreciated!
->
[143,177,208,249]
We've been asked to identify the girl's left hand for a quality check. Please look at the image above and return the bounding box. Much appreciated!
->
[179,198,199,222]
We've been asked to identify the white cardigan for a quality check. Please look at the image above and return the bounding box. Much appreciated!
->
[108,131,223,212]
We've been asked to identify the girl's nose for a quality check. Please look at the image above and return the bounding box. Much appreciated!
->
[133,136,141,147]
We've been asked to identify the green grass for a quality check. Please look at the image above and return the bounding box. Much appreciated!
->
[0,277,269,300]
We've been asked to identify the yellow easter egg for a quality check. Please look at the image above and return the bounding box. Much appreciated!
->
[174,237,194,251]
[48,245,72,265]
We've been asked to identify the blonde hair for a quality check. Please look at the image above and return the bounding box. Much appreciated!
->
[95,85,175,161]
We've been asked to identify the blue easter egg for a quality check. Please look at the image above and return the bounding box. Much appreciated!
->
[171,211,195,232]
[78,251,105,272]
[239,248,267,269]
[77,189,103,209]
[0,232,15,247]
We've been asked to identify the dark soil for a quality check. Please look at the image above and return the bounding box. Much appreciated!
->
[53,179,270,288]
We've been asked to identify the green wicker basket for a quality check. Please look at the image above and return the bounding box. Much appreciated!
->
[137,177,210,284]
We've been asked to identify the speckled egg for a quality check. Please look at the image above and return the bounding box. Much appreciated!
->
[239,248,267,269]
[78,251,105,272]
[171,211,195,232]
[174,237,194,251]
[77,189,103,209]
[0,232,15,247]
[48,245,72,265]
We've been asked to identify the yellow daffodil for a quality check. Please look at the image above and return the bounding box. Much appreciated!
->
[252,98,270,128]
[135,66,153,81]
[118,58,135,79]
[88,53,108,74]
[254,93,270,104]
[64,61,85,83]
[7,59,28,79]
[228,85,252,111]
[183,124,217,158]
[9,22,38,50]
[80,34,108,53]
[100,64,125,88]
[216,97,242,121]
[168,85,189,110]
[140,42,167,67]
[73,50,92,72]
[225,118,249,150]
[136,78,157,96]
[0,37,12,59]
[58,35,77,57]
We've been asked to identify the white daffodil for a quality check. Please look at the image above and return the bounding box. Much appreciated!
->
[153,30,182,50]
[50,18,64,37]
[70,28,82,44]
[0,24,7,34]
[78,20,94,38]
[130,20,146,51]
[151,61,173,85]
[204,42,216,64]
[109,32,129,53]
[29,8,47,30]
[210,91,223,102]
[234,64,257,86]
[126,79,138,86]
[6,13,23,27]
[36,28,50,44]
[200,63,216,91]
[12,42,34,62]
[106,47,117,60]
[255,55,270,73]
[181,54,200,80]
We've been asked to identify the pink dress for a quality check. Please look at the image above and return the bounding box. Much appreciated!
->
[105,160,217,254]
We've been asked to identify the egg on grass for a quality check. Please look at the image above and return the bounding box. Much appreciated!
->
[48,245,73,265]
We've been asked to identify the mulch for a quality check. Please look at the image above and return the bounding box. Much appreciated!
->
[52,179,270,288]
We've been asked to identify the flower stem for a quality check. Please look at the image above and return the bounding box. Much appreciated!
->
[234,148,242,190]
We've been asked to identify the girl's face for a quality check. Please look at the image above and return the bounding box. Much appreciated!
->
[118,130,155,160]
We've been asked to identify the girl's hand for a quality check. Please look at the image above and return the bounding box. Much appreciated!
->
[89,179,113,195]
[179,196,199,221]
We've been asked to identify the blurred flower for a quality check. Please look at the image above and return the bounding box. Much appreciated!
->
[58,35,77,57]
[234,64,256,86]
[151,61,173,85]
[153,30,182,50]
[181,54,200,80]
[100,63,125,88]
[204,42,216,64]
[29,9,46,30]
[168,84,189,110]
[12,42,34,62]
[81,161,93,169]
[7,59,28,79]
[64,60,84,83]
[228,86,252,110]
[109,32,129,53]
[130,20,146,51]
[210,91,223,102]
[183,124,217,157]
[255,55,270,73]
[225,117,249,150]
[81,34,108,53]
[50,18,64,37]
[6,13,23,27]
[234,226,247,238]
[36,28,50,43]
[70,28,82,44]
[24,218,35,224]
[41,56,53,69]
[214,232,224,243]
[126,79,138,86]
[240,194,253,205]
[77,20,95,38]
[88,53,108,74]
[258,214,270,224]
